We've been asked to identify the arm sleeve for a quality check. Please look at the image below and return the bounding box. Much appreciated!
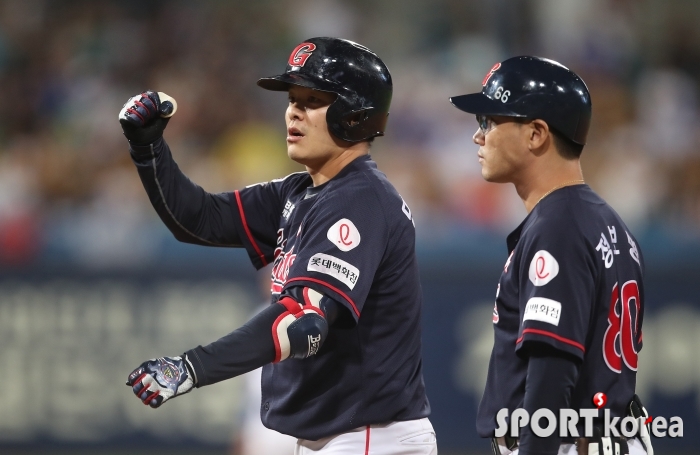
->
[130,137,242,247]
[185,292,344,386]
[185,303,283,387]
[515,213,597,360]
[518,342,581,455]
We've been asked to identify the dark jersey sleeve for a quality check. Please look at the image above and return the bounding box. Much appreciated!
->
[184,290,345,386]
[515,212,597,360]
[228,173,307,270]
[282,183,389,322]
[130,138,242,247]
[519,343,581,454]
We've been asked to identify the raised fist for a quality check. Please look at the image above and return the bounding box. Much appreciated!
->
[118,91,175,145]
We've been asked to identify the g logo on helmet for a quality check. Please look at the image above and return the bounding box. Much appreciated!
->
[289,43,317,67]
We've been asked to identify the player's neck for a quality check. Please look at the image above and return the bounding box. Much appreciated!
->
[306,145,370,186]
[515,159,584,213]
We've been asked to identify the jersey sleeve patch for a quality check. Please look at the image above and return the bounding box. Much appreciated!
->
[528,250,559,286]
[307,253,360,290]
[523,297,562,326]
[326,218,361,252]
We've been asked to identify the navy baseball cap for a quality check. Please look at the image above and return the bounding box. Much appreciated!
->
[450,56,592,145]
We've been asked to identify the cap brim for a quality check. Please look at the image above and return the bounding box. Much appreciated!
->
[449,93,524,117]
[257,73,341,93]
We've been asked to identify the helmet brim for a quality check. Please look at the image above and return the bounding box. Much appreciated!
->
[449,93,525,117]
[257,73,341,93]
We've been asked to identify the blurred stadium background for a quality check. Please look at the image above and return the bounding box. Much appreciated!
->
[0,0,698,454]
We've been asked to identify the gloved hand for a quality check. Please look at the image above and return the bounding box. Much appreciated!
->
[587,425,629,455]
[126,355,196,408]
[118,91,175,145]
[628,394,654,455]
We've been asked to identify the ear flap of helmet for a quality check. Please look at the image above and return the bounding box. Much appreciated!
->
[326,97,389,142]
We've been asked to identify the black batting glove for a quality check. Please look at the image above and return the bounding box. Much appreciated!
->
[118,91,174,145]
[126,355,196,408]
[628,394,654,455]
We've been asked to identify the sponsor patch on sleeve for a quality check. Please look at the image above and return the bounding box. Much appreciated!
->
[528,250,559,286]
[307,253,360,290]
[327,218,361,252]
[523,297,562,326]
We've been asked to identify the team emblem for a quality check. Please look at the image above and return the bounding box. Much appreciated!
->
[271,230,296,294]
[288,42,317,67]
[482,62,501,86]
[327,218,361,252]
[528,250,559,286]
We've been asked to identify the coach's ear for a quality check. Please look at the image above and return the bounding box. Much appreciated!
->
[526,119,550,156]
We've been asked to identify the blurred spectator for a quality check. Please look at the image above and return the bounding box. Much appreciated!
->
[0,0,698,267]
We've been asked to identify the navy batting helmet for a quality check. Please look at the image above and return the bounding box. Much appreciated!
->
[450,56,592,145]
[257,37,392,142]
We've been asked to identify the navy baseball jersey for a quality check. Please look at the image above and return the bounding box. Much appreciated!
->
[477,184,645,437]
[130,140,430,439]
[229,155,430,439]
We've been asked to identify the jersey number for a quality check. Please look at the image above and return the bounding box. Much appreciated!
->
[603,281,642,373]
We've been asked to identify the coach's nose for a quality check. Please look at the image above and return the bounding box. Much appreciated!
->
[473,128,485,145]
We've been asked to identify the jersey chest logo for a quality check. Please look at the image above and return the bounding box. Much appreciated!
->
[271,229,297,294]
[504,251,514,273]
[493,284,500,323]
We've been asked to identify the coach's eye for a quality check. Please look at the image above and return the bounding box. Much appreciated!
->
[476,115,494,134]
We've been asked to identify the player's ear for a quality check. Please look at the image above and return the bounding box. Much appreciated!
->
[526,119,550,155]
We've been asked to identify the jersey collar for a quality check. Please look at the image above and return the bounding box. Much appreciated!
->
[506,184,590,252]
[305,155,375,199]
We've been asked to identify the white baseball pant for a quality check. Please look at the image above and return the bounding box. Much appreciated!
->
[294,417,437,455]
[493,436,647,455]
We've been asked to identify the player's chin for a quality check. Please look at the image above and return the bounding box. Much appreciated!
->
[287,145,310,164]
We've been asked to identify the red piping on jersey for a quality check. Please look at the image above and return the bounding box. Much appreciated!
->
[234,190,268,266]
[365,426,370,455]
[284,277,360,317]
[517,328,585,353]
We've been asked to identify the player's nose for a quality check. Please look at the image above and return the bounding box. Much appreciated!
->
[286,102,304,122]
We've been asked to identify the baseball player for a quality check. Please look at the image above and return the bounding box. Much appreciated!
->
[450,57,653,455]
[118,37,437,454]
